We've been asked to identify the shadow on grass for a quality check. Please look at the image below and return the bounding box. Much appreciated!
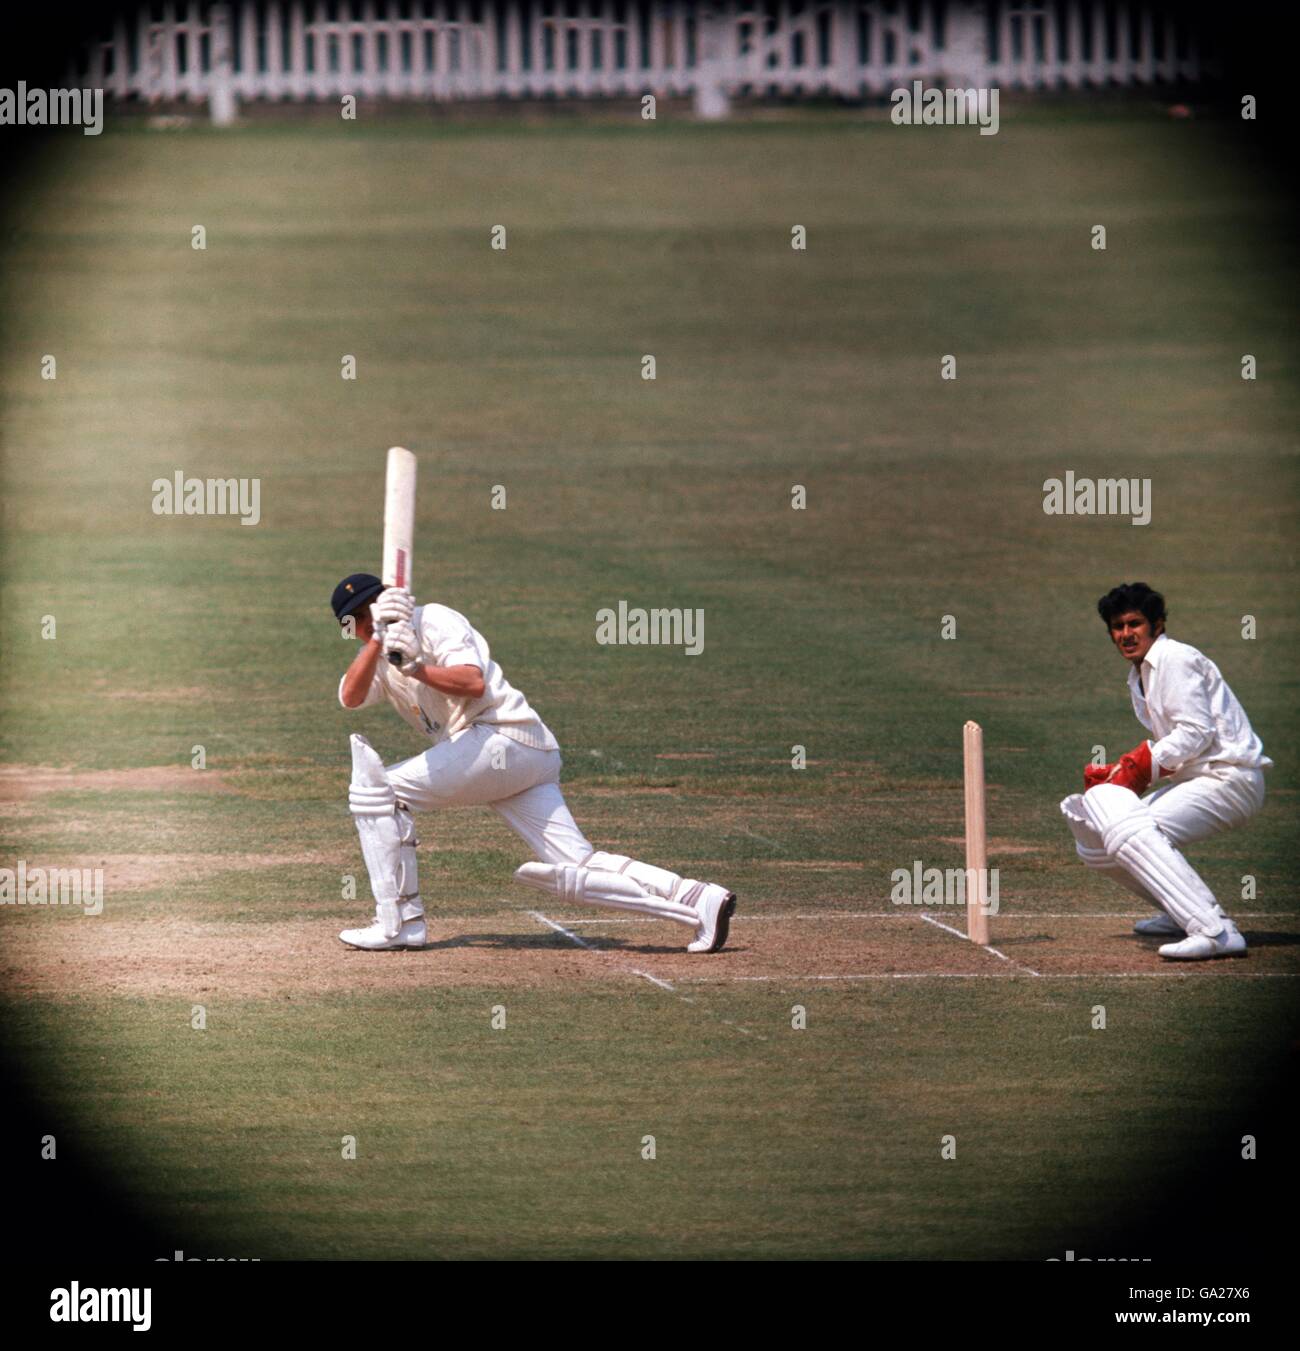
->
[1237,929,1300,948]
[387,932,734,956]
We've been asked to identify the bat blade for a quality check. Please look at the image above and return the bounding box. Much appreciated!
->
[381,446,417,664]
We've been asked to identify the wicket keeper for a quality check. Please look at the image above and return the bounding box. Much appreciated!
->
[1060,583,1271,959]
[329,574,736,953]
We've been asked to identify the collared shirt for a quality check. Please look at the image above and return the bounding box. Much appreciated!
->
[1128,634,1271,777]
[339,603,559,751]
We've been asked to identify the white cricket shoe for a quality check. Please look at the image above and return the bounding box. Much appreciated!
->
[339,917,427,950]
[1158,926,1246,961]
[1134,913,1184,936]
[686,883,736,954]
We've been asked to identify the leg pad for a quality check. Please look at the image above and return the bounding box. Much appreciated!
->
[1100,804,1223,937]
[513,861,698,926]
[348,734,408,938]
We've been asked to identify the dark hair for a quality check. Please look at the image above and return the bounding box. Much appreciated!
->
[1097,582,1166,631]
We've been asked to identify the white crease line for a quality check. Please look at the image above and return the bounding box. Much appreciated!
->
[546,913,911,925]
[918,912,969,942]
[958,912,1297,921]
[527,910,676,990]
[526,909,764,1035]
[918,912,1042,977]
[680,972,1300,983]
[687,973,1021,982]
[985,945,1042,976]
[1034,972,1300,980]
[534,911,1300,925]
[630,968,677,992]
[529,910,598,950]
[919,912,1042,977]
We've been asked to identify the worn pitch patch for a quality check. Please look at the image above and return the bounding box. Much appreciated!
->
[6,904,1293,1002]
[0,914,628,998]
[0,853,325,893]
[0,765,238,800]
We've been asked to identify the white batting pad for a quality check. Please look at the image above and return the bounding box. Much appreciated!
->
[584,849,692,906]
[513,862,698,926]
[348,734,403,939]
[394,804,422,923]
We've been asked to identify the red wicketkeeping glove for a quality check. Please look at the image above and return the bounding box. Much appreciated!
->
[1104,741,1154,794]
[1083,762,1114,790]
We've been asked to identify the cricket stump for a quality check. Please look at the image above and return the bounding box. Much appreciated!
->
[963,720,991,945]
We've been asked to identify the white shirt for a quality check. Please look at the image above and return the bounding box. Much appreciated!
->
[1128,634,1271,778]
[338,603,559,751]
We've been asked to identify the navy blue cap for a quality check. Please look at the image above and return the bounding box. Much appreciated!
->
[331,573,384,623]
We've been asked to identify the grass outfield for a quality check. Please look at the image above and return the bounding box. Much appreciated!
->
[1,109,1297,1259]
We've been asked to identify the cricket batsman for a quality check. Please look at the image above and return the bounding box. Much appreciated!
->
[329,573,736,953]
[1060,583,1271,960]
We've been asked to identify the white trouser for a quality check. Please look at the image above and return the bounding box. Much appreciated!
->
[384,726,700,925]
[1061,766,1265,935]
[386,725,593,863]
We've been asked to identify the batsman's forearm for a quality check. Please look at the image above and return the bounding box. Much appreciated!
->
[411,664,486,699]
[341,639,384,707]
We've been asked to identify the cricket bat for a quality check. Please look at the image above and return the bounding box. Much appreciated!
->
[381,446,417,665]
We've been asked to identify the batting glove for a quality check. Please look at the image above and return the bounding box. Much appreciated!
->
[383,619,420,667]
[371,587,414,625]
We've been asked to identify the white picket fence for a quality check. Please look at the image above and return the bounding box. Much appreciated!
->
[73,1,1210,120]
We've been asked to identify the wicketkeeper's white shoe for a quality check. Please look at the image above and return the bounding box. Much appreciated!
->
[1134,913,1184,936]
[1158,926,1246,961]
[339,917,427,950]
[686,883,736,954]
